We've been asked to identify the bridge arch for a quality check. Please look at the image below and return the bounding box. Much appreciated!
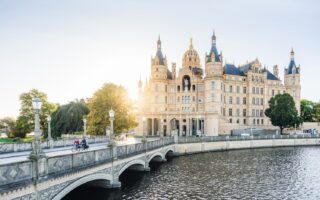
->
[52,173,112,200]
[148,152,164,163]
[164,147,175,157]
[118,159,146,176]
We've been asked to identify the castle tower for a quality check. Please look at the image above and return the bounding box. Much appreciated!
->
[284,48,301,114]
[151,36,168,80]
[273,65,279,78]
[204,30,223,136]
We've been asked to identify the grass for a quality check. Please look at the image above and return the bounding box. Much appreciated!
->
[0,136,35,143]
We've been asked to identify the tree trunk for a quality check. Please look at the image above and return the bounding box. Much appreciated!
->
[280,126,283,135]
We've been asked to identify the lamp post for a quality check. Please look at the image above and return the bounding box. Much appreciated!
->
[83,118,87,137]
[109,108,115,146]
[29,97,45,159]
[47,115,52,140]
[142,117,147,143]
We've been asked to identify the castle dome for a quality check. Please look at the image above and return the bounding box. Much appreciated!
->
[182,38,200,68]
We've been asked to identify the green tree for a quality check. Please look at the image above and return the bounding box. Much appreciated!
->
[51,100,90,138]
[300,99,315,122]
[14,89,57,138]
[87,83,137,136]
[314,103,320,122]
[0,117,16,137]
[265,93,302,135]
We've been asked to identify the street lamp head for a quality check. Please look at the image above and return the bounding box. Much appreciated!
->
[47,115,51,122]
[32,97,42,110]
[109,108,115,118]
[83,118,87,123]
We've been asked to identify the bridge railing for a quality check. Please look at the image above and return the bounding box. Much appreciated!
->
[0,137,175,190]
[0,136,109,154]
[177,134,320,143]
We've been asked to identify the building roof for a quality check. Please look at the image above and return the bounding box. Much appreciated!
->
[156,49,164,65]
[224,63,280,81]
[224,64,244,76]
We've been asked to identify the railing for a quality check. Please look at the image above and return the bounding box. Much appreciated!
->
[0,137,174,190]
[0,136,109,154]
[177,134,320,143]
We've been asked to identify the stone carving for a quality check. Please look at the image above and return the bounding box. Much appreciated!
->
[73,151,95,168]
[12,192,36,200]
[48,155,72,174]
[39,180,73,200]
[0,162,32,185]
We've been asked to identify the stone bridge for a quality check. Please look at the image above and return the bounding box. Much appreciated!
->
[0,137,174,200]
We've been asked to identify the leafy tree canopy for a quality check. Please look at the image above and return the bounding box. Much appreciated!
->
[300,99,315,122]
[51,100,89,138]
[87,83,137,136]
[265,93,302,134]
[14,89,57,138]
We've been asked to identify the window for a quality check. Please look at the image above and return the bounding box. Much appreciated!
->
[177,85,180,92]
[257,119,260,125]
[198,85,204,91]
[229,108,233,116]
[253,119,256,125]
[261,98,263,105]
[236,97,240,104]
[229,118,232,123]
[243,87,247,94]
[165,96,167,103]
[237,109,240,116]
[192,85,196,91]
[252,98,255,105]
[252,87,255,94]
[223,108,226,116]
[256,87,259,94]
[229,96,233,104]
[229,85,233,93]
[256,98,259,105]
[260,110,263,117]
[165,85,167,92]
[252,109,255,117]
[243,109,247,117]
[236,86,240,93]
[243,119,246,125]
[211,93,215,102]
[243,97,247,104]
[211,81,215,90]
[261,88,263,94]
[261,119,264,125]
[256,110,259,117]
[237,119,240,124]
[272,89,275,96]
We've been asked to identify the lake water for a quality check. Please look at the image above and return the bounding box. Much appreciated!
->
[63,147,320,200]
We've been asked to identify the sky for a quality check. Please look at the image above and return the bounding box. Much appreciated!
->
[0,0,319,118]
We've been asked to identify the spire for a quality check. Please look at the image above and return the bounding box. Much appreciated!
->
[290,47,295,60]
[212,29,216,46]
[189,38,193,49]
[138,75,142,88]
[157,35,161,50]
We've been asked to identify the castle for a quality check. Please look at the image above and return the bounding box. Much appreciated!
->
[137,31,301,136]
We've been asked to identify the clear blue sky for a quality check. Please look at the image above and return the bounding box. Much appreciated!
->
[0,0,319,117]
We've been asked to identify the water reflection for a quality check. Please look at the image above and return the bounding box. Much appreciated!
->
[63,147,320,200]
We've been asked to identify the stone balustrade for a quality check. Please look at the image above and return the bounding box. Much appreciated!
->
[0,136,109,154]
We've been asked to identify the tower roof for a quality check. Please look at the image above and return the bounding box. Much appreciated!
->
[286,48,299,74]
[207,30,221,62]
[155,36,165,65]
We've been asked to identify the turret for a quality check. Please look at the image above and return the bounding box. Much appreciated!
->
[284,48,301,114]
[171,62,176,79]
[182,38,200,68]
[205,30,223,77]
[151,36,168,80]
[273,65,279,78]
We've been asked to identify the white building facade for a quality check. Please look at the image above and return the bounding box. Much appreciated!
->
[137,32,301,136]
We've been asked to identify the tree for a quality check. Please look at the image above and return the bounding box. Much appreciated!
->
[14,89,57,138]
[87,83,137,136]
[51,100,90,138]
[300,99,315,122]
[265,93,302,135]
[0,117,16,137]
[314,103,320,122]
